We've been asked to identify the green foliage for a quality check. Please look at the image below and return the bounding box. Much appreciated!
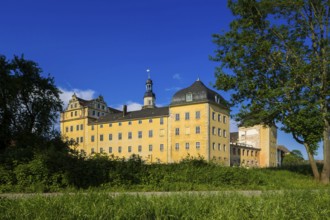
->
[0,54,62,152]
[211,0,330,181]
[1,190,330,219]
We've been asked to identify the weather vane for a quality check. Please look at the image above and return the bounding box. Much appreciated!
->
[146,68,151,79]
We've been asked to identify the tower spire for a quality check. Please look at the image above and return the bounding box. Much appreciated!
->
[143,68,156,109]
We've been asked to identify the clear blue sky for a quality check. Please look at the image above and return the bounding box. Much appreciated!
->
[0,0,321,159]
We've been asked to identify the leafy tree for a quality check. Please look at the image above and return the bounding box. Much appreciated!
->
[212,0,329,183]
[283,150,305,166]
[0,55,63,151]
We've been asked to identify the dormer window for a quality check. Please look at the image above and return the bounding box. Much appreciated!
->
[215,95,221,104]
[186,93,193,102]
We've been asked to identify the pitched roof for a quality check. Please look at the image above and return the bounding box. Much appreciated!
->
[95,106,169,123]
[170,80,228,108]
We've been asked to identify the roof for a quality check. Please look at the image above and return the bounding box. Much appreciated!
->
[77,97,91,106]
[170,79,228,108]
[96,106,169,123]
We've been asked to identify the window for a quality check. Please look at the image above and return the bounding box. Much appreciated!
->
[80,137,83,143]
[92,110,96,116]
[212,127,216,135]
[196,126,200,134]
[76,125,79,131]
[138,145,142,152]
[74,103,77,108]
[76,137,79,143]
[128,132,132,139]
[80,124,83,130]
[212,112,216,120]
[149,130,153,138]
[175,143,179,151]
[97,104,100,109]
[128,146,132,153]
[218,143,221,151]
[223,115,227,123]
[149,119,153,123]
[138,131,142,138]
[100,134,103,141]
[243,149,245,156]
[109,123,112,127]
[70,126,73,132]
[100,124,103,128]
[91,148,95,154]
[160,117,164,125]
[75,111,77,116]
[71,112,73,117]
[247,150,250,156]
[212,143,215,150]
[91,125,94,131]
[238,148,241,155]
[251,151,254,156]
[118,133,122,140]
[109,147,112,153]
[186,93,192,102]
[185,143,190,150]
[149,145,153,152]
[97,112,100,117]
[91,135,95,142]
[185,112,190,120]
[160,144,164,152]
[223,144,226,152]
[138,120,142,124]
[175,128,180,135]
[118,122,122,126]
[195,111,200,119]
[65,127,68,132]
[128,121,132,125]
[218,128,221,136]
[196,142,200,149]
[100,147,103,153]
[109,134,112,141]
[223,130,227,137]
[175,113,180,121]
[70,104,73,109]
[118,146,122,153]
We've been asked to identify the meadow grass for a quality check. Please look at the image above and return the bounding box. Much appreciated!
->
[1,190,330,219]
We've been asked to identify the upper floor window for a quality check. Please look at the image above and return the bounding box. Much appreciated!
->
[185,143,190,150]
[75,111,77,116]
[80,124,83,130]
[65,127,68,132]
[100,134,103,141]
[149,119,153,123]
[70,126,73,132]
[195,111,200,119]
[128,146,132,153]
[139,120,142,124]
[218,143,221,151]
[80,137,83,143]
[76,125,79,131]
[91,125,94,131]
[109,123,112,127]
[175,128,180,135]
[149,145,153,152]
[138,145,142,152]
[160,144,164,152]
[71,112,73,117]
[185,112,190,120]
[100,124,103,128]
[175,114,180,121]
[212,112,216,120]
[218,128,222,136]
[138,131,142,138]
[128,132,132,139]
[109,134,112,140]
[128,121,132,125]
[160,117,164,125]
[223,129,227,137]
[91,135,95,142]
[92,110,96,116]
[118,146,122,153]
[223,115,227,124]
[212,127,216,135]
[149,130,153,138]
[118,122,122,126]
[118,133,122,140]
[218,114,221,122]
[175,143,179,151]
[186,93,193,102]
[196,126,200,134]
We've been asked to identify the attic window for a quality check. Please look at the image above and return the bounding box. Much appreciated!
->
[186,93,193,102]
[215,95,220,104]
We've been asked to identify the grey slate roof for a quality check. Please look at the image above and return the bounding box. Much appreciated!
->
[170,80,228,108]
[95,106,169,123]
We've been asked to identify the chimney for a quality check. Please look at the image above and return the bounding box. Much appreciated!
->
[123,105,127,116]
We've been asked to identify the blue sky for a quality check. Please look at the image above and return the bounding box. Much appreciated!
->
[0,0,321,159]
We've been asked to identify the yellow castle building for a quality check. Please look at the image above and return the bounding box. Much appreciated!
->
[60,78,230,164]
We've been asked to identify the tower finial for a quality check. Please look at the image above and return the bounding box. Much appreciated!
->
[146,68,151,79]
[197,75,200,81]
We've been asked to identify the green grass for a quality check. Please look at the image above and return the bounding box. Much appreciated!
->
[1,190,330,219]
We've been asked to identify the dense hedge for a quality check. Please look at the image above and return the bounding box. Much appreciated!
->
[0,145,324,192]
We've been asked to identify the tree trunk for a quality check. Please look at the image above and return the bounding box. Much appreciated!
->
[304,143,320,181]
[321,124,330,184]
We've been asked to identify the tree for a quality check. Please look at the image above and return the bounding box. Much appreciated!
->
[211,0,329,183]
[0,55,63,151]
[283,150,305,166]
